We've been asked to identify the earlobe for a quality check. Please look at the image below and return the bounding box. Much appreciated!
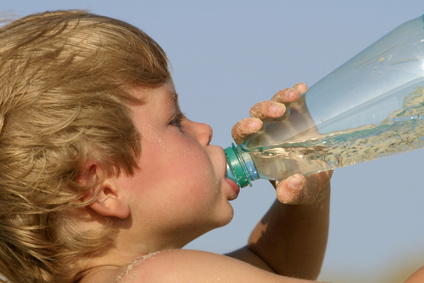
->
[79,160,130,220]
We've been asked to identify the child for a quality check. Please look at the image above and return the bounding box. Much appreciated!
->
[0,10,331,282]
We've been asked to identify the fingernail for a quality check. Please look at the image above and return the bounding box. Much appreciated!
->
[294,83,308,94]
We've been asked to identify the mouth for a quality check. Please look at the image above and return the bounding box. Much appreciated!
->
[213,145,240,199]
[226,177,240,200]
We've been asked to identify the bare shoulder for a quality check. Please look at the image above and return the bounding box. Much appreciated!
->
[113,249,316,283]
[404,266,424,283]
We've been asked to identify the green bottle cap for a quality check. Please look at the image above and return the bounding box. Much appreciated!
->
[224,144,251,188]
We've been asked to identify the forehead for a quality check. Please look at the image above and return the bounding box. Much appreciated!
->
[128,81,179,126]
[161,81,179,108]
[149,81,181,112]
[129,80,178,104]
[159,81,178,106]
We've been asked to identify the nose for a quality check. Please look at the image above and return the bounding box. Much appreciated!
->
[192,121,213,145]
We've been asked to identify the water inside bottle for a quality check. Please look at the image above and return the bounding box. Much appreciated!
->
[250,84,424,180]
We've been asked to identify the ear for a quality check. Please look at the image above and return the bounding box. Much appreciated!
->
[79,160,130,220]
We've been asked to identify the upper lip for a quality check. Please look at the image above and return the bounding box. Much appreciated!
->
[217,146,229,178]
[209,144,235,185]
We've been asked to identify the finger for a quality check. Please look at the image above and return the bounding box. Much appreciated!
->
[294,82,308,95]
[271,83,308,103]
[271,87,301,103]
[275,174,306,204]
[281,171,332,205]
[231,117,263,145]
[249,101,286,120]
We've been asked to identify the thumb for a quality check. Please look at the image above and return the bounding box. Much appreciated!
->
[274,174,306,204]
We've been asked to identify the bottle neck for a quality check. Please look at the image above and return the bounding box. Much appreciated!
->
[224,143,259,188]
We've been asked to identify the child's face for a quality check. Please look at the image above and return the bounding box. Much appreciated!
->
[113,80,240,246]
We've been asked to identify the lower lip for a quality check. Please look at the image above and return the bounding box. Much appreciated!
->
[226,178,240,197]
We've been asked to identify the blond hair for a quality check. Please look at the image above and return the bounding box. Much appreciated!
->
[0,10,170,282]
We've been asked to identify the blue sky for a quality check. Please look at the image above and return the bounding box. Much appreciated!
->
[2,1,424,282]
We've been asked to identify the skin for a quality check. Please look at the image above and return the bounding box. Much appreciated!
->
[405,266,424,283]
[77,81,331,282]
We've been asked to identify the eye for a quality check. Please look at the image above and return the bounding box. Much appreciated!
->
[170,112,185,130]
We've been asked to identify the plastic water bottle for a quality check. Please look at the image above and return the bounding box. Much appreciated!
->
[226,14,424,188]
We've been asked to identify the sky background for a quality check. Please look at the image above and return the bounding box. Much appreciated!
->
[2,1,424,282]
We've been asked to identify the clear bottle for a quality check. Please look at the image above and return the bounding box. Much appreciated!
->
[226,14,424,188]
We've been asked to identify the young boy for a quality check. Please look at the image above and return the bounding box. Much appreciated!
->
[0,10,332,282]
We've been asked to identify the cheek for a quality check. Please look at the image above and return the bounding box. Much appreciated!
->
[182,150,218,186]
[164,148,221,202]
[134,132,221,202]
[163,137,215,179]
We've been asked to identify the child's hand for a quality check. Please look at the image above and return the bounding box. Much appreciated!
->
[231,83,331,205]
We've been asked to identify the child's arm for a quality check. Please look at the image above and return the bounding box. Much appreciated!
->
[405,266,424,283]
[226,83,331,280]
[227,182,330,279]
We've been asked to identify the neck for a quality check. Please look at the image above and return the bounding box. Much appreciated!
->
[77,264,121,283]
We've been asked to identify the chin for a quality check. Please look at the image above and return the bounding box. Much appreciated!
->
[215,205,235,228]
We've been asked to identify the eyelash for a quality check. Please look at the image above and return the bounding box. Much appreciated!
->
[170,113,185,128]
